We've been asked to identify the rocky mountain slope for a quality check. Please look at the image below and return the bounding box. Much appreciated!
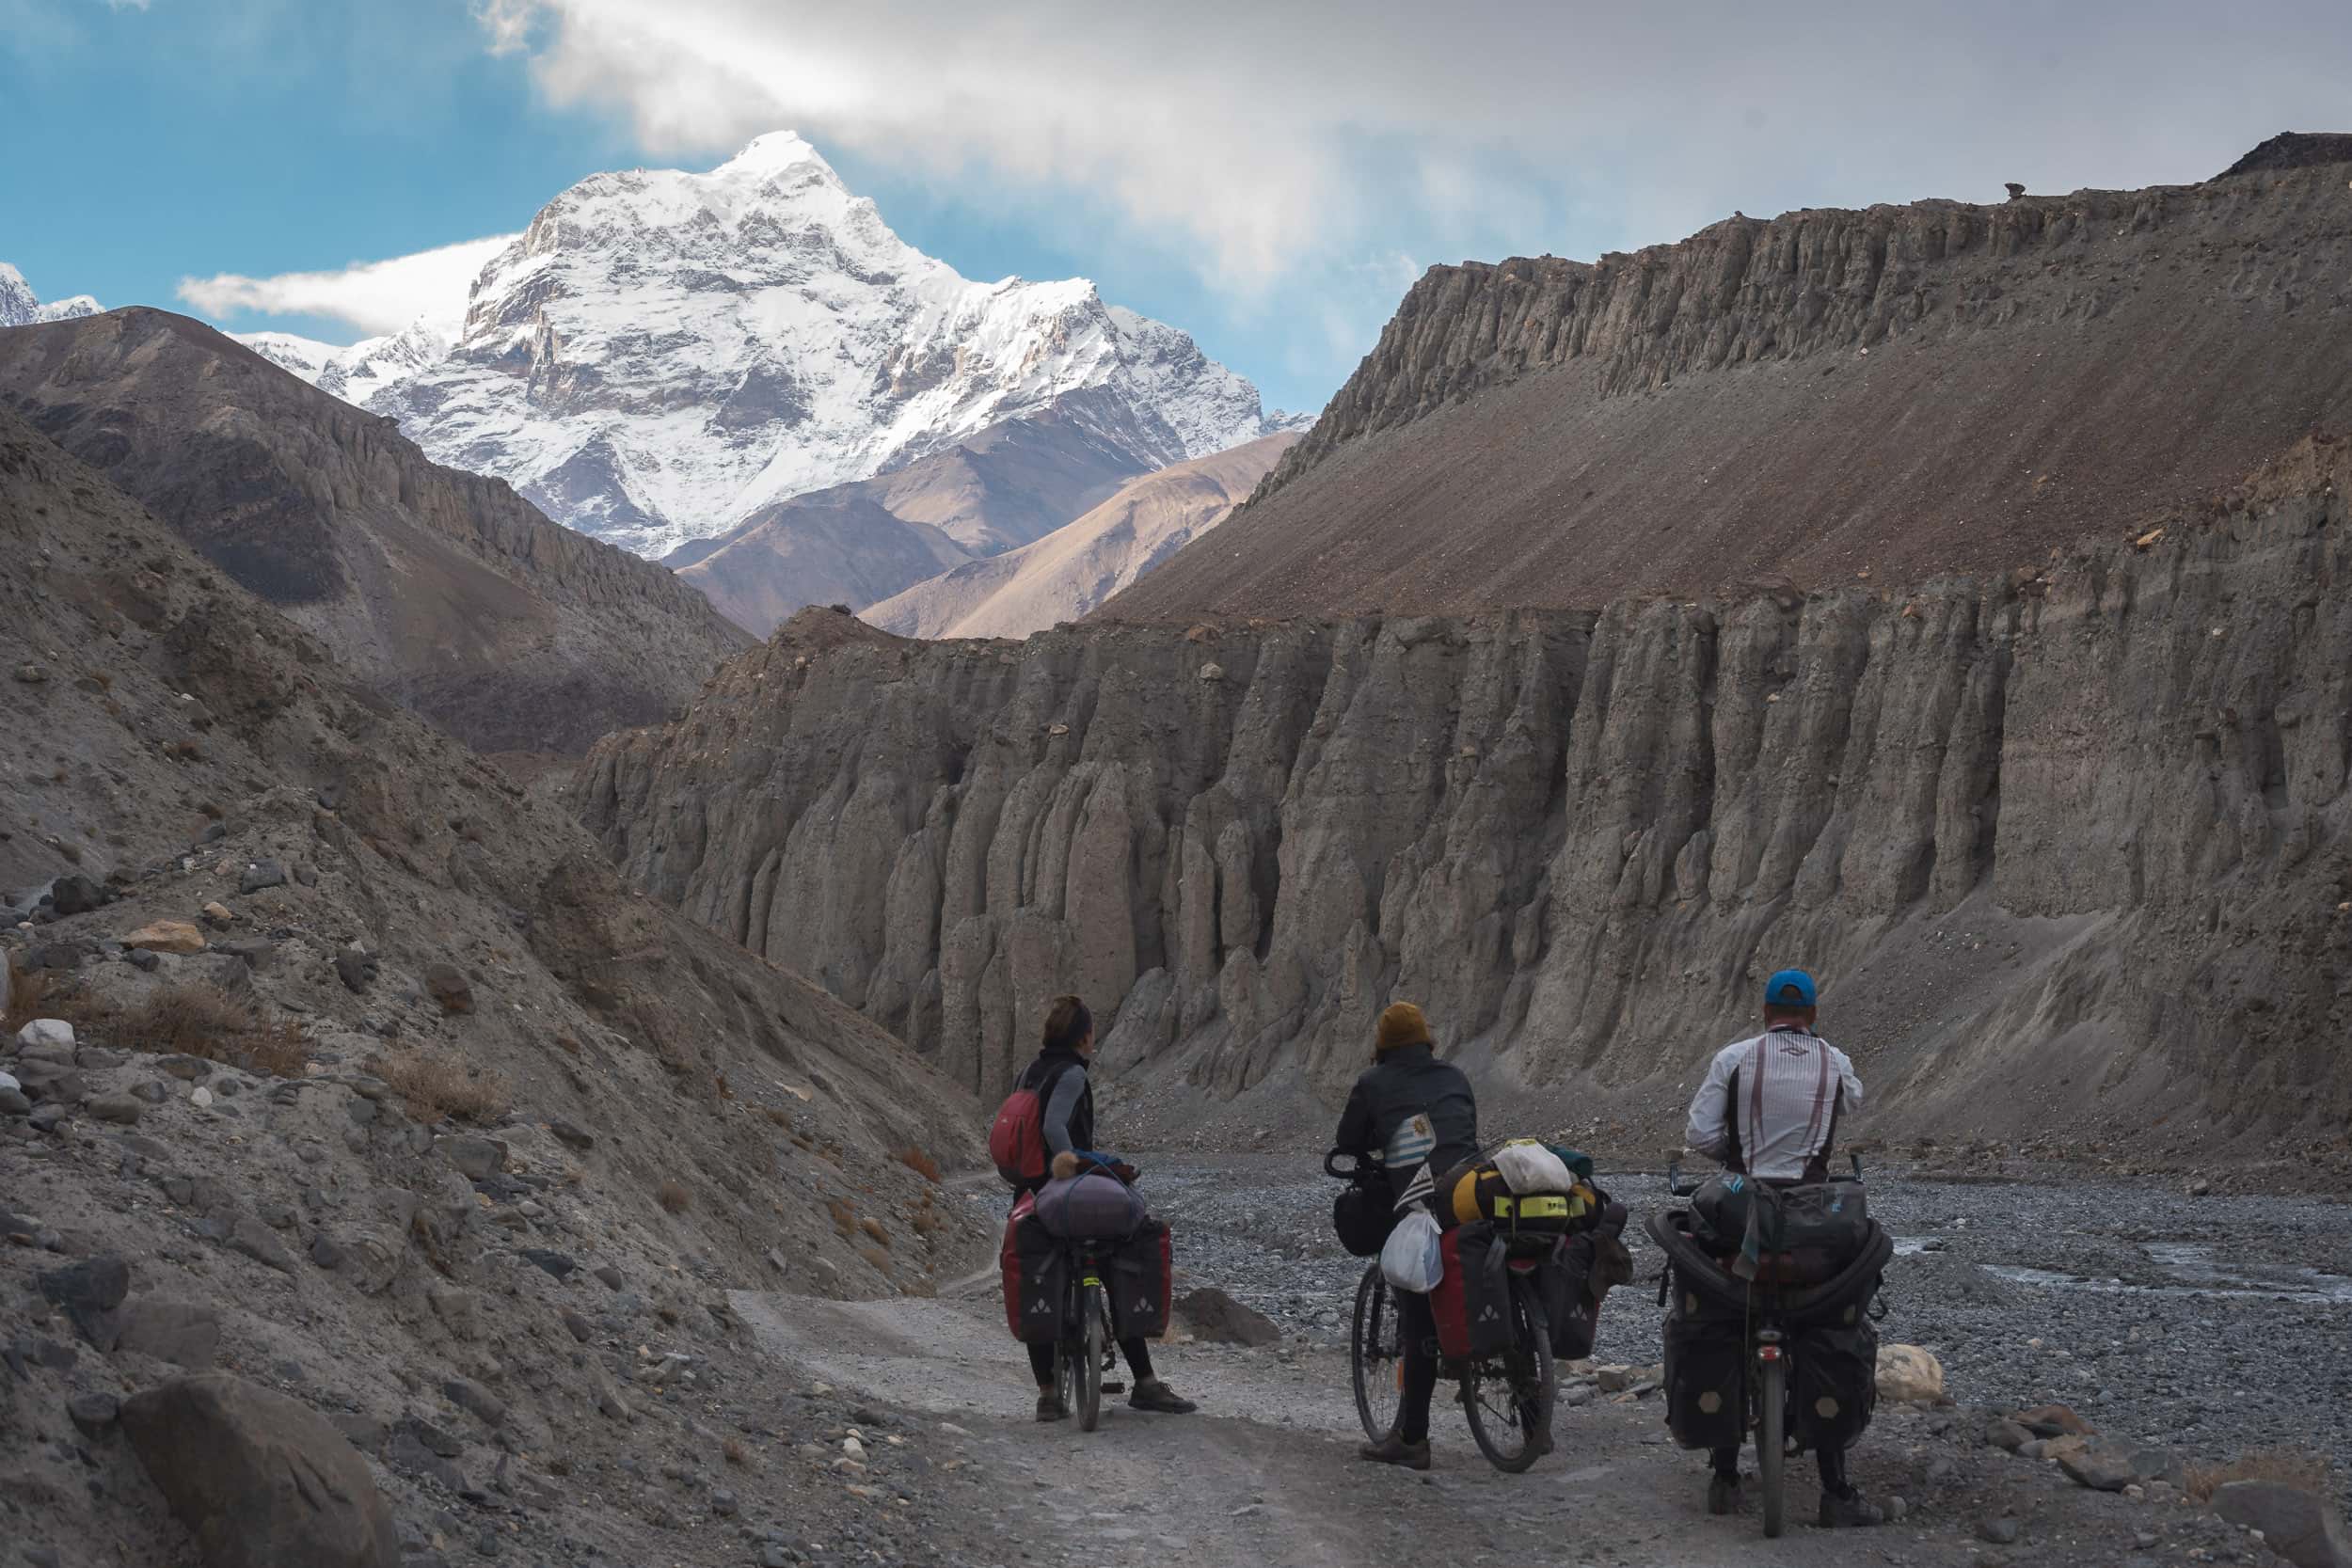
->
[249,134,1292,575]
[0,403,994,1566]
[0,308,747,756]
[671,399,1158,634]
[1105,139,2352,622]
[863,433,1300,641]
[578,438,2352,1166]
[0,261,101,327]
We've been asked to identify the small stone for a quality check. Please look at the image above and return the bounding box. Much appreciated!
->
[123,920,207,955]
[131,1081,172,1104]
[29,1101,68,1133]
[239,860,287,895]
[333,951,378,994]
[518,1248,577,1279]
[200,901,234,927]
[68,1389,121,1438]
[125,948,160,972]
[49,875,105,915]
[2059,1445,2137,1493]
[546,1118,593,1150]
[711,1488,739,1517]
[559,1307,595,1343]
[190,1085,215,1108]
[87,1093,145,1126]
[592,1263,624,1290]
[443,1377,506,1429]
[438,1135,506,1180]
[423,962,474,1015]
[2211,1481,2352,1568]
[228,1214,299,1274]
[1979,1517,2022,1545]
[1875,1344,1944,1402]
[309,1234,346,1270]
[2185,1178,2213,1197]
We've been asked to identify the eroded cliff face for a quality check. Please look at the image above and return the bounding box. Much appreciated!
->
[580,451,2352,1145]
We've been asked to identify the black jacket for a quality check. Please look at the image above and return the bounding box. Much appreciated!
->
[1333,1043,1479,1202]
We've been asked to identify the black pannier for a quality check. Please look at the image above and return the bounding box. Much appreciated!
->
[1792,1316,1879,1456]
[1662,1301,1748,1453]
[1107,1219,1173,1339]
[1692,1175,1871,1284]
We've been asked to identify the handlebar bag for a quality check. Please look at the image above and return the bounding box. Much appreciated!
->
[1332,1178,1396,1258]
[1035,1172,1146,1242]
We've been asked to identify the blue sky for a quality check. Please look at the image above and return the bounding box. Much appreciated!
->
[8,0,2351,416]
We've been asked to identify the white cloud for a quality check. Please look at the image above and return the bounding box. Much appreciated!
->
[176,233,516,338]
[469,0,2352,299]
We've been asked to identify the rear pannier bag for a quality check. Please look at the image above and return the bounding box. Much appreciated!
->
[1792,1316,1879,1456]
[1107,1219,1173,1340]
[1541,1227,1632,1361]
[1428,1222,1514,1360]
[1000,1196,1070,1344]
[1662,1298,1747,1453]
[1035,1172,1145,1242]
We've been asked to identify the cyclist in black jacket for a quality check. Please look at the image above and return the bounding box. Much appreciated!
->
[1333,1001,1478,1470]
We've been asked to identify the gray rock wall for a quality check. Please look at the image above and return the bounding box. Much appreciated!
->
[579,462,2352,1141]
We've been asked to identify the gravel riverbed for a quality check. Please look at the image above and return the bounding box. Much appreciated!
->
[1133,1153,2352,1505]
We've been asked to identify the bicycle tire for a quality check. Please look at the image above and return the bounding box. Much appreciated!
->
[1077,1282,1106,1432]
[1350,1263,1403,1442]
[1758,1353,1788,1539]
[1463,1275,1555,1473]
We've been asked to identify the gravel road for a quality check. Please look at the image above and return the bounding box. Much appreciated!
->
[719,1155,2348,1566]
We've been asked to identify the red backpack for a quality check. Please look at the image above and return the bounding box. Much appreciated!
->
[989,1084,1050,1187]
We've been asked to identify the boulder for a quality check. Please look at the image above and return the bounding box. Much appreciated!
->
[1175,1287,1281,1347]
[2213,1481,2352,1568]
[120,1373,400,1568]
[17,1018,75,1051]
[438,1134,507,1180]
[2058,1444,2137,1492]
[238,860,287,895]
[50,875,106,915]
[124,920,208,955]
[333,951,378,993]
[1875,1343,1945,1402]
[87,1092,146,1125]
[37,1256,130,1350]
[116,1299,223,1367]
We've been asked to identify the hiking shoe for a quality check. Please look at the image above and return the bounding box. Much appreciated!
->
[1128,1377,1197,1415]
[1819,1488,1885,1528]
[1359,1434,1432,1471]
[1526,1420,1555,1458]
[1708,1473,1742,1515]
[1034,1391,1069,1422]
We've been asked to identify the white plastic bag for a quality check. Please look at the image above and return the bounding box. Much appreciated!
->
[1491,1137,1574,1196]
[1379,1208,1443,1293]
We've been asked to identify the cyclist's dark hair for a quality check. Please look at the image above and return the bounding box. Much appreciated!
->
[1042,994,1092,1053]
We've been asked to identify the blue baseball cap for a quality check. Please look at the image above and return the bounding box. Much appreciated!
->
[1764,969,1818,1007]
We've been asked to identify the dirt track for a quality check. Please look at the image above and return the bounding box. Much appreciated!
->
[723,1160,2338,1568]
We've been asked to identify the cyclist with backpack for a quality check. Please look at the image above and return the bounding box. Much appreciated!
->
[994,995,1198,1421]
[1334,1001,1478,1470]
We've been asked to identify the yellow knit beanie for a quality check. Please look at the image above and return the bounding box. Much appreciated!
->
[1375,1001,1433,1056]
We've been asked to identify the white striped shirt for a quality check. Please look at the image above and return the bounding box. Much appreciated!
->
[1685,1026,1863,1181]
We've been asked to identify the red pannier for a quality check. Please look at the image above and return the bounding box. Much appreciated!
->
[1427,1221,1514,1359]
[999,1193,1068,1343]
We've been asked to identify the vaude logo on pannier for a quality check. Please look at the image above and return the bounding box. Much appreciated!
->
[1475,1303,1502,1323]
[1025,1300,1057,1317]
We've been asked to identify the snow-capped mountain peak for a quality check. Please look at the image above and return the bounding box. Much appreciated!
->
[0,262,103,327]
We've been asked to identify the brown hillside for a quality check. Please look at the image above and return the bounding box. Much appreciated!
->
[1104,150,2352,622]
[0,309,747,753]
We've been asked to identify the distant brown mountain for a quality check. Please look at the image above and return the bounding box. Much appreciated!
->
[863,433,1297,640]
[672,397,1154,635]
[0,308,747,754]
[1104,143,2352,623]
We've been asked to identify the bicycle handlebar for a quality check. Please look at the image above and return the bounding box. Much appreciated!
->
[1325,1148,1371,1180]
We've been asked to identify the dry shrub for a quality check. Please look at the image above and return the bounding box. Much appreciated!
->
[894,1145,941,1183]
[117,982,309,1077]
[2184,1449,2331,1504]
[854,1241,891,1275]
[758,1105,793,1129]
[4,969,114,1036]
[657,1180,693,1214]
[910,1207,945,1239]
[826,1196,857,1239]
[859,1216,891,1248]
[723,1437,748,1468]
[371,1046,510,1124]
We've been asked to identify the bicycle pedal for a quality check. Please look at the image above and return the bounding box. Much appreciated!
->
[1101,1382,1125,1394]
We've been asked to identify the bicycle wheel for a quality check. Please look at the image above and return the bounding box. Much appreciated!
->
[1351,1263,1404,1441]
[1758,1352,1788,1539]
[1463,1275,1556,1473]
[1076,1282,1106,1432]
